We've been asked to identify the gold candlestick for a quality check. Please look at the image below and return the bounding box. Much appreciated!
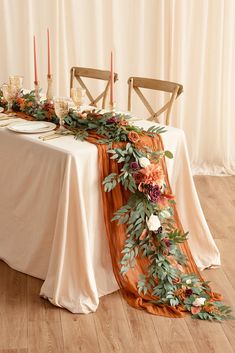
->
[46,75,53,102]
[34,81,40,103]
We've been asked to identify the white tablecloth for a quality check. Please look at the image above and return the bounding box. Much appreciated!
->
[0,119,220,313]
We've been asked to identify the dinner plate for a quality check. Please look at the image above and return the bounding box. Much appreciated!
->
[7,121,56,134]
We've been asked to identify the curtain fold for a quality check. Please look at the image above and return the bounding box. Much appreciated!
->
[0,0,234,174]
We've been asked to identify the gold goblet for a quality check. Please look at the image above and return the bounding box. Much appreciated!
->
[54,98,69,132]
[70,87,86,111]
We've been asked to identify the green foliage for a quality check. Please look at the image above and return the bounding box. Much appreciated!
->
[1,89,232,321]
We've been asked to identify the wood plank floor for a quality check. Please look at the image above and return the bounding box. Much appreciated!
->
[0,176,235,353]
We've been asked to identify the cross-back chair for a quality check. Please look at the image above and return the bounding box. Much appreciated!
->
[127,77,183,125]
[70,67,118,109]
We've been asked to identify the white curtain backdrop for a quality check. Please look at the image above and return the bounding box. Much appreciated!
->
[0,0,235,174]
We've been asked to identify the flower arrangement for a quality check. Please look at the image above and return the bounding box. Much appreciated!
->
[0,89,58,123]
[0,88,233,321]
[63,110,233,321]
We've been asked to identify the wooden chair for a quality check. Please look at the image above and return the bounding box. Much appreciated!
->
[127,77,183,125]
[70,67,118,109]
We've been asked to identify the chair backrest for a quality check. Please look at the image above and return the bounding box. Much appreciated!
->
[127,76,183,125]
[70,67,118,109]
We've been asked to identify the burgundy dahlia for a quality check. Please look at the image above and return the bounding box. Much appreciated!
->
[130,161,139,170]
[147,184,162,202]
[107,116,118,124]
[185,289,193,297]
[162,238,171,248]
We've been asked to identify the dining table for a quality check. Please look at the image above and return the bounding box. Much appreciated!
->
[0,114,220,314]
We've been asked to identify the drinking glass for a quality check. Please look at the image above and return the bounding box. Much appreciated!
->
[1,84,16,112]
[9,75,23,94]
[70,87,86,110]
[54,98,69,131]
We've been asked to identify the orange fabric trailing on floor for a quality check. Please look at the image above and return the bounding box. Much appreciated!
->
[86,132,221,318]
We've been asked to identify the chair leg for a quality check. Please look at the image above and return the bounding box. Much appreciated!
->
[166,86,179,125]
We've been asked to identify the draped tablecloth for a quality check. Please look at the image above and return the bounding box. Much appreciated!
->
[0,119,220,313]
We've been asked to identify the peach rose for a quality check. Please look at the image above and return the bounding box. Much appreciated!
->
[191,306,201,315]
[128,131,140,143]
[139,164,164,185]
[119,119,128,126]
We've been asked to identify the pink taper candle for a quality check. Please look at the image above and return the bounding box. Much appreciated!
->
[110,51,114,105]
[47,28,51,77]
[33,35,38,84]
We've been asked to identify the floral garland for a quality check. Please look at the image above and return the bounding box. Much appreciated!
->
[0,89,233,321]
[64,111,233,321]
[0,89,58,123]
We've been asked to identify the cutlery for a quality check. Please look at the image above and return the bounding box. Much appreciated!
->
[0,120,18,127]
[38,131,56,139]
[0,116,17,121]
[42,134,63,141]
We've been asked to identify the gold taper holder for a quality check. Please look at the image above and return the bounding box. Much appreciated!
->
[34,81,40,103]
[46,75,53,102]
[108,102,116,114]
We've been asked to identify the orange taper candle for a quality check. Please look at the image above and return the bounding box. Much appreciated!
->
[33,35,38,84]
[47,28,51,77]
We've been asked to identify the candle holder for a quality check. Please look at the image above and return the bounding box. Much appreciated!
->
[108,102,116,114]
[46,75,53,102]
[34,81,40,103]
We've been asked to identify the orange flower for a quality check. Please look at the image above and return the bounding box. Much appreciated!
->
[173,277,181,284]
[128,131,140,143]
[204,305,215,313]
[139,164,164,185]
[134,174,145,185]
[175,288,186,301]
[119,119,128,126]
[191,306,201,315]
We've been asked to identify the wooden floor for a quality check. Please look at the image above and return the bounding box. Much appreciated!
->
[0,176,235,353]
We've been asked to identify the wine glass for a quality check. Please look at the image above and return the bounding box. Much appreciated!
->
[54,98,69,132]
[70,87,86,111]
[9,75,23,95]
[1,84,16,113]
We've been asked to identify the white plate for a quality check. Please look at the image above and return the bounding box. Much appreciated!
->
[7,121,56,134]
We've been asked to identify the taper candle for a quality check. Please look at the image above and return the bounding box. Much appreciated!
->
[33,35,38,84]
[47,28,51,77]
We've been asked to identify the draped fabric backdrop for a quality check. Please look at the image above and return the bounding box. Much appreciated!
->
[0,0,234,174]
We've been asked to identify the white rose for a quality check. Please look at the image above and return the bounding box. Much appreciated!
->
[186,279,192,285]
[146,214,161,231]
[192,297,206,307]
[139,157,151,168]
